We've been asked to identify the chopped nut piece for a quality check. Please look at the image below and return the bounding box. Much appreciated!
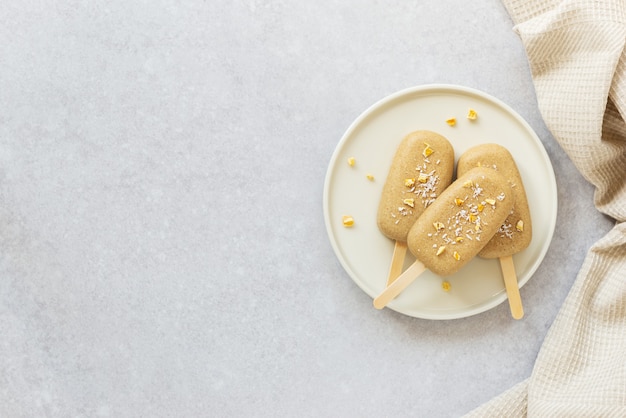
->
[475,222,481,231]
[453,251,461,261]
[454,198,464,206]
[347,157,355,167]
[417,173,430,183]
[422,144,434,158]
[403,198,415,208]
[455,236,464,243]
[342,215,354,227]
[485,198,496,205]
[366,174,375,181]
[433,222,445,231]
[446,118,456,126]
[477,204,485,212]
[469,214,477,223]
[442,281,451,292]
[516,220,524,232]
[463,180,474,188]
[467,108,477,120]
[436,246,446,256]
[404,178,416,187]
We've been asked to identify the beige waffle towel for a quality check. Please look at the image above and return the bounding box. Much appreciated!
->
[465,0,626,416]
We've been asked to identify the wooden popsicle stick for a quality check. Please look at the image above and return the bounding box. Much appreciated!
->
[499,255,524,319]
[386,241,408,286]
[373,260,427,310]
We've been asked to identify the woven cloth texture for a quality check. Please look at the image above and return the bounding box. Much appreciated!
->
[465,0,626,416]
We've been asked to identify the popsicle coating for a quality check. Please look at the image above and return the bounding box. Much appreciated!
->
[457,143,532,258]
[406,167,514,276]
[377,130,455,242]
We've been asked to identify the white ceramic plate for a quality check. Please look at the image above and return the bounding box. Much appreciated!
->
[323,84,557,319]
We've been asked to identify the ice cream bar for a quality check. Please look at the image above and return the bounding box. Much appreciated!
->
[456,143,532,319]
[376,130,454,286]
[373,167,513,309]
[456,143,532,258]
[377,130,455,242]
[406,166,514,276]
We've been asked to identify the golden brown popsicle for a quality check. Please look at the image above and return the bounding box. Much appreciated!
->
[373,167,514,309]
[457,143,532,258]
[406,166,515,275]
[457,143,532,319]
[376,130,454,285]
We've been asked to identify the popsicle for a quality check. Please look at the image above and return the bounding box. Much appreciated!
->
[457,143,532,319]
[376,130,455,285]
[373,166,514,309]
